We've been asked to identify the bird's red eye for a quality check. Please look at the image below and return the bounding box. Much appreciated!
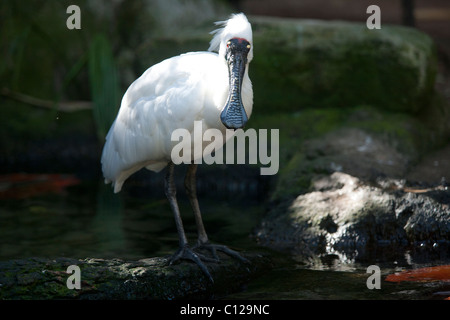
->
[226,41,231,47]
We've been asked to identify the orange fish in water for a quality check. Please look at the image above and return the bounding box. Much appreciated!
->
[385,265,450,282]
[386,265,450,300]
[0,173,80,199]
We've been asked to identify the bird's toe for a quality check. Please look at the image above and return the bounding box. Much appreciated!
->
[194,242,249,263]
[168,245,216,282]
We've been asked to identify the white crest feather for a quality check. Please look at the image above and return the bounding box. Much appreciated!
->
[208,13,252,57]
[208,19,227,52]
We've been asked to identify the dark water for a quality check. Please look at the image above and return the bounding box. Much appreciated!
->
[0,167,265,262]
[228,262,450,300]
[0,169,449,300]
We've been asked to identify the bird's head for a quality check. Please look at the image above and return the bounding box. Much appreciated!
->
[209,13,253,130]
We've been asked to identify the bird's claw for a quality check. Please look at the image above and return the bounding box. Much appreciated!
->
[194,242,249,263]
[168,245,216,282]
[167,243,248,282]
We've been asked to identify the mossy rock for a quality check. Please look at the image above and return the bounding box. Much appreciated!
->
[250,16,437,114]
[248,104,440,203]
[0,253,272,299]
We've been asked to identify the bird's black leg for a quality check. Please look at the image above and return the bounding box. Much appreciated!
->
[164,162,214,282]
[184,164,209,245]
[185,163,249,263]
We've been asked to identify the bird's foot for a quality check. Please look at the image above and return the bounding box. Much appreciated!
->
[168,245,216,282]
[194,241,249,263]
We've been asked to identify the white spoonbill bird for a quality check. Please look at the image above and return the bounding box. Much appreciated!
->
[101,13,253,281]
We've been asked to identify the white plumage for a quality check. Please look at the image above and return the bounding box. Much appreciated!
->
[101,13,253,193]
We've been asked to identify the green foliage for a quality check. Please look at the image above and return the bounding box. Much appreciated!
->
[0,1,124,144]
[88,34,121,140]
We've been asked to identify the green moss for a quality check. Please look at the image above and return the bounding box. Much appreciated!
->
[249,102,444,203]
[138,36,210,69]
[345,105,428,157]
[250,18,437,114]
[248,108,345,164]
[247,107,348,200]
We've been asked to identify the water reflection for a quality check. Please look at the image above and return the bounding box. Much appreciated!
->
[0,166,266,262]
[94,182,125,257]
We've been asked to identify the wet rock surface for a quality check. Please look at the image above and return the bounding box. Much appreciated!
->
[256,172,449,262]
[0,253,272,299]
